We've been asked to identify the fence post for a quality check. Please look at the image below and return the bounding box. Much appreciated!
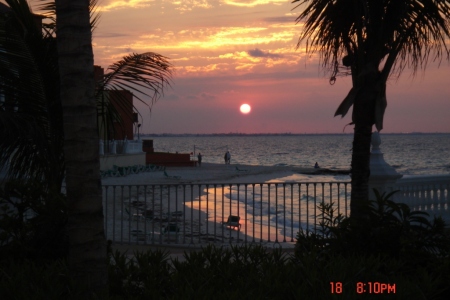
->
[369,131,403,200]
[99,139,104,155]
[110,140,117,154]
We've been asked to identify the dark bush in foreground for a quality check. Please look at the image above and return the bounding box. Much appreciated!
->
[107,244,449,299]
[295,190,450,299]
[1,185,449,299]
[0,244,449,299]
[0,180,68,261]
[296,190,450,261]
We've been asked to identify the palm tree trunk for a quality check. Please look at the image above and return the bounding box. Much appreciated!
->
[55,0,107,296]
[350,123,372,219]
[349,74,378,219]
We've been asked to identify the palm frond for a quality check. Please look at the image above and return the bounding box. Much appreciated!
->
[99,52,173,105]
[0,0,64,190]
[95,52,173,139]
[294,0,450,80]
[38,0,100,34]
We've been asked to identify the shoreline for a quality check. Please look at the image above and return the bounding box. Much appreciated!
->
[102,163,350,255]
[101,162,349,186]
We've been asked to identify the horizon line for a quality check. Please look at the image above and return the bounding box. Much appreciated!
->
[139,132,450,136]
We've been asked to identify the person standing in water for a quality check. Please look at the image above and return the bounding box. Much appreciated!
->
[226,151,231,164]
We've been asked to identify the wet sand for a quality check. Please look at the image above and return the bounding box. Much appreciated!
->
[102,163,339,258]
[101,162,321,186]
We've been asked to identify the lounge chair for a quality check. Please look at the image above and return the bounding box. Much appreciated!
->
[146,164,165,172]
[113,165,130,176]
[164,170,181,179]
[131,229,152,241]
[170,211,183,217]
[102,167,120,177]
[125,207,144,221]
[162,222,180,241]
[223,215,241,230]
[143,209,154,220]
[145,164,156,172]
[129,165,144,174]
[162,210,183,221]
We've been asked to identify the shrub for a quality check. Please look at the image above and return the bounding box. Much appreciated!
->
[0,180,68,263]
[296,190,450,262]
[295,189,450,298]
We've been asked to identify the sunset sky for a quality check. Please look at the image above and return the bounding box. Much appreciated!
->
[43,1,450,133]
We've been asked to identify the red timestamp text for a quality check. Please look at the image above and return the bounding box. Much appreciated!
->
[330,282,396,294]
[330,282,343,294]
[356,282,396,294]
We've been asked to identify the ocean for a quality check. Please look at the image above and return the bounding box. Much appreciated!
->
[146,133,450,176]
[137,133,450,240]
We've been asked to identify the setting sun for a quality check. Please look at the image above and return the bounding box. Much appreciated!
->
[240,103,251,114]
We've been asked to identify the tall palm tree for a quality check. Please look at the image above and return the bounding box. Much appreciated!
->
[0,0,172,191]
[55,0,106,295]
[1,0,172,295]
[293,0,450,218]
[0,0,64,191]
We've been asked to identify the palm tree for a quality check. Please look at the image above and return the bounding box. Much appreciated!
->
[55,0,106,294]
[0,0,172,191]
[1,0,172,295]
[293,0,450,218]
[96,52,172,141]
[0,0,64,191]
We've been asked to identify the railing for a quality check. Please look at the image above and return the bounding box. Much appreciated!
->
[103,182,350,247]
[392,174,450,223]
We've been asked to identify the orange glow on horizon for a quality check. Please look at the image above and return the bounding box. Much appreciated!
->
[80,0,450,134]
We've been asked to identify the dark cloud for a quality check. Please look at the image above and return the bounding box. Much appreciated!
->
[263,16,295,23]
[93,32,129,38]
[200,92,215,101]
[162,94,179,101]
[247,48,282,58]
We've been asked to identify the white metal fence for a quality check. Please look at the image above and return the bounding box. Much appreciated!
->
[392,174,450,223]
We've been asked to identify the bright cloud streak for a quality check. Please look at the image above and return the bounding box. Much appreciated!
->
[97,0,155,12]
[84,0,450,134]
[171,0,213,12]
[223,0,286,7]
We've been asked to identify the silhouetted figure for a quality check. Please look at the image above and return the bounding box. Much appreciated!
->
[314,162,320,169]
[226,151,231,164]
[197,153,202,166]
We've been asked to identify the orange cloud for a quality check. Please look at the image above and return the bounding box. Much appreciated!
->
[223,0,286,7]
[97,0,156,12]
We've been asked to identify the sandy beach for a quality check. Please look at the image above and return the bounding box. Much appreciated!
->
[102,162,323,186]
[102,163,348,259]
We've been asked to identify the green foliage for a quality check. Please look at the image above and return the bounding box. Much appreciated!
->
[296,190,450,261]
[0,180,68,262]
[106,243,450,299]
[0,259,72,299]
[295,189,450,298]
[0,242,448,299]
[1,184,449,299]
[108,248,173,298]
[0,0,173,189]
[0,0,65,190]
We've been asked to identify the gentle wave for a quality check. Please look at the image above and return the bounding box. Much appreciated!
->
[146,134,450,175]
